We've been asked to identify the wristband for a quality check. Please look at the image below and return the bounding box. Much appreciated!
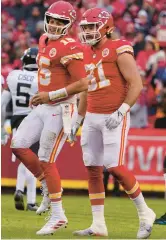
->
[118,103,130,116]
[49,88,68,101]
[76,114,84,124]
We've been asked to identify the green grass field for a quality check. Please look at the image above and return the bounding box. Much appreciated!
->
[1,194,166,239]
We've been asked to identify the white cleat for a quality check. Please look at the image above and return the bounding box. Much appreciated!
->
[36,195,51,215]
[73,223,108,237]
[36,216,68,235]
[137,208,156,239]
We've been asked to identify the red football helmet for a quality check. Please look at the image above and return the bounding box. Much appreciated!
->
[44,1,76,40]
[79,8,114,45]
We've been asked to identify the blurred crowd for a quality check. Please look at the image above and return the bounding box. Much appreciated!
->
[1,0,166,128]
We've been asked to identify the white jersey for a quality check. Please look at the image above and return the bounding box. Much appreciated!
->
[7,69,38,115]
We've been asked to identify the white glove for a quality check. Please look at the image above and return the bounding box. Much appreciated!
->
[68,114,84,145]
[105,103,130,130]
[1,127,10,145]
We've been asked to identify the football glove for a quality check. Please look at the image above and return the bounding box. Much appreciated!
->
[68,114,84,145]
[105,103,130,130]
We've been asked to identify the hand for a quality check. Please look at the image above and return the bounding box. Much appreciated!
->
[68,122,81,146]
[30,92,50,106]
[105,110,124,130]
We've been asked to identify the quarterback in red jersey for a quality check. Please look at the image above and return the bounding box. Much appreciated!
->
[11,1,88,236]
[69,8,155,238]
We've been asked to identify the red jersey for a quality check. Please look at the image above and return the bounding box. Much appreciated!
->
[37,34,87,103]
[84,39,134,114]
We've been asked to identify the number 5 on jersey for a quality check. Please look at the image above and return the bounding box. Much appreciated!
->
[37,55,51,86]
[85,60,110,92]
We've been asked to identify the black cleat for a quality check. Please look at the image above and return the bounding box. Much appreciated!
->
[26,203,39,211]
[154,213,166,225]
[14,190,24,210]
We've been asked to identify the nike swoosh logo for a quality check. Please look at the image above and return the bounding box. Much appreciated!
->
[71,46,76,50]
[52,114,60,116]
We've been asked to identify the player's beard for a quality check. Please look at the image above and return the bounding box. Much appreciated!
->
[80,31,101,45]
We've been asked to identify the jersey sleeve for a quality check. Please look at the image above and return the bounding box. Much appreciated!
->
[115,39,134,57]
[6,70,17,90]
[60,40,87,80]
[60,41,84,66]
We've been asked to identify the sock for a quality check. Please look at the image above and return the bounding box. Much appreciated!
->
[40,162,61,194]
[25,167,37,204]
[108,166,152,222]
[40,179,49,196]
[92,205,105,225]
[132,192,149,213]
[108,165,141,199]
[132,192,154,224]
[16,163,26,192]
[51,201,65,219]
[87,166,105,226]
[12,148,44,179]
[40,161,64,217]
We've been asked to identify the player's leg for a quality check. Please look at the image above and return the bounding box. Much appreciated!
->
[73,113,108,237]
[11,126,26,210]
[36,104,73,235]
[12,120,39,211]
[14,163,26,210]
[25,165,38,211]
[103,113,156,239]
[24,141,39,211]
[11,107,45,181]
[11,107,49,211]
[154,155,166,225]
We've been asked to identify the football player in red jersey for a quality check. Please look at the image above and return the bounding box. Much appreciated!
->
[11,1,89,236]
[70,9,156,238]
[32,8,156,238]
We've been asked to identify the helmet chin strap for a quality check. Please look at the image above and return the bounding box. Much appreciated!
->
[46,33,62,40]
[87,34,107,46]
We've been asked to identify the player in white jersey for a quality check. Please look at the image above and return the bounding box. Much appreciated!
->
[1,48,39,211]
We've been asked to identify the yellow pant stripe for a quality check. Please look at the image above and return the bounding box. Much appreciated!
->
[118,115,127,166]
[125,181,139,195]
[49,192,61,199]
[89,192,105,200]
[37,173,45,181]
[49,129,64,163]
